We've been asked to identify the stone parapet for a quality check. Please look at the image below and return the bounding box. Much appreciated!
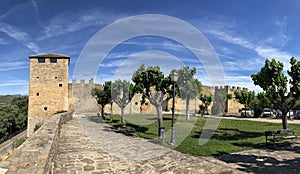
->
[6,112,72,174]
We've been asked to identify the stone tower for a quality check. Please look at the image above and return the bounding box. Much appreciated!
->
[27,53,70,136]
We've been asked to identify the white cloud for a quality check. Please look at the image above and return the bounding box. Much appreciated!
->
[0,22,28,42]
[224,75,263,93]
[25,42,40,53]
[0,61,29,72]
[39,8,125,40]
[0,22,40,53]
[205,24,296,72]
[206,30,254,50]
[255,46,293,70]
[0,80,28,87]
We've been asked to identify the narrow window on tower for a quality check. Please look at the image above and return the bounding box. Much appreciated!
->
[59,83,63,87]
[36,92,39,96]
[50,58,57,63]
[44,107,48,111]
[38,58,45,63]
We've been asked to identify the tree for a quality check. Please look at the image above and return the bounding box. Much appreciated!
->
[199,94,212,116]
[111,80,135,123]
[171,66,201,120]
[91,81,112,119]
[0,96,28,139]
[251,57,300,129]
[250,92,271,117]
[132,64,171,139]
[10,97,28,130]
[234,90,255,117]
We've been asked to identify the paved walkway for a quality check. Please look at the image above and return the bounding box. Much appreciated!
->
[218,143,300,174]
[54,115,242,173]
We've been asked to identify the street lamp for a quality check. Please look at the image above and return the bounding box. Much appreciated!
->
[170,72,179,145]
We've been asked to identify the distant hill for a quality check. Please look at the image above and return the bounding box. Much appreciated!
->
[0,95,22,104]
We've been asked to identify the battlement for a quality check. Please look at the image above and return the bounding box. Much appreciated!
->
[214,85,247,91]
[71,79,95,85]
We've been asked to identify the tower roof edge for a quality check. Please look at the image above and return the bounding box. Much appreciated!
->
[29,53,70,59]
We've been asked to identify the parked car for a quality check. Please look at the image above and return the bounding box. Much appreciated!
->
[240,107,254,117]
[295,110,300,119]
[288,110,294,117]
[263,108,275,117]
[275,110,282,118]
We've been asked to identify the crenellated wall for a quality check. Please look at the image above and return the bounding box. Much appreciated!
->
[68,79,100,114]
[6,112,72,174]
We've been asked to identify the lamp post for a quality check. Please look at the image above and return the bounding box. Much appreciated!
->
[170,72,178,145]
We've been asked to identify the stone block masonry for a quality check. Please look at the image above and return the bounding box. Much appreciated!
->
[27,54,70,137]
[6,112,72,174]
[68,79,100,115]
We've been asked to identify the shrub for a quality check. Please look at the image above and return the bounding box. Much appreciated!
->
[12,137,27,149]
[33,122,43,132]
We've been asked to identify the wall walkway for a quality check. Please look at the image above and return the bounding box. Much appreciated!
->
[6,112,72,174]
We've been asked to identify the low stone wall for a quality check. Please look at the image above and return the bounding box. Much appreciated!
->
[6,112,72,174]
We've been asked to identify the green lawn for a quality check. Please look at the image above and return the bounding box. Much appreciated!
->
[104,114,300,157]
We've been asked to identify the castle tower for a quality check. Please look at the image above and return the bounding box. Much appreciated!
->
[27,53,70,136]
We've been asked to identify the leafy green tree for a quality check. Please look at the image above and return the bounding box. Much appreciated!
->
[92,81,112,119]
[250,92,272,117]
[234,90,255,116]
[10,97,28,130]
[171,66,201,120]
[0,96,28,139]
[251,57,300,129]
[111,80,135,123]
[199,94,212,116]
[132,64,171,139]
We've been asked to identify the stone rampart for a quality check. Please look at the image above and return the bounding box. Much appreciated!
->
[69,79,100,114]
[6,112,72,174]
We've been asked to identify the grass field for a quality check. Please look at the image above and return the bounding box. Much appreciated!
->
[104,114,300,157]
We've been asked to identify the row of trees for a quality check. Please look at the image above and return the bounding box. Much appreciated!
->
[93,56,300,136]
[0,97,28,140]
[92,65,205,139]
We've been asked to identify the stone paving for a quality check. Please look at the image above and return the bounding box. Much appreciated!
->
[53,115,242,173]
[53,115,300,174]
[218,142,300,174]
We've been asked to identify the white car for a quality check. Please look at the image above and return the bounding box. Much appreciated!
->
[263,108,275,117]
[240,108,254,117]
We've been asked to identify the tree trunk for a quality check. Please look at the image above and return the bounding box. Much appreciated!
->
[156,105,164,139]
[110,103,113,120]
[101,104,105,119]
[282,111,288,129]
[186,97,190,120]
[121,107,125,124]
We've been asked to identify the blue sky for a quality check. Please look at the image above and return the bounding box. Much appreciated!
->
[1,0,300,95]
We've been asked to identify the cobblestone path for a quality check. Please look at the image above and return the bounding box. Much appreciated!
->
[53,115,242,173]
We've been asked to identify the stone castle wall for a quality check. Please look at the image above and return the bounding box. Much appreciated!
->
[68,79,100,115]
[7,112,72,174]
[212,85,246,114]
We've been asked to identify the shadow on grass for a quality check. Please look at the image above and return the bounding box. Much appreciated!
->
[102,119,157,138]
[193,128,264,140]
